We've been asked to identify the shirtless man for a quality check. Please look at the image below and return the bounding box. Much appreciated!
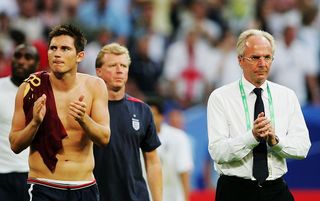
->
[9,24,110,201]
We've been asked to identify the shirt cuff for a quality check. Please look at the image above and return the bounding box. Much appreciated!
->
[243,130,259,149]
[270,136,283,152]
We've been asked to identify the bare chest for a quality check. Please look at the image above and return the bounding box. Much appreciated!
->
[52,89,93,130]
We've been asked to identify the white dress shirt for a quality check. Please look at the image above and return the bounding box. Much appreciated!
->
[0,77,29,173]
[207,75,311,181]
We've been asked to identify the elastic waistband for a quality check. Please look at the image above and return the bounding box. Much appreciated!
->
[220,175,284,187]
[27,178,96,190]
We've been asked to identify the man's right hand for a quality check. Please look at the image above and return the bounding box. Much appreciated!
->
[252,112,271,141]
[33,94,46,124]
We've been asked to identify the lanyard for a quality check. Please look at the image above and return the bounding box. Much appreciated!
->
[239,79,275,131]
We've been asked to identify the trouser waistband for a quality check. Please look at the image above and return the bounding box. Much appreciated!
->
[27,178,96,190]
[220,175,284,187]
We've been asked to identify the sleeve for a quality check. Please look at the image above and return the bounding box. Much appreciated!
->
[175,133,194,173]
[271,90,311,159]
[207,91,258,164]
[140,105,161,152]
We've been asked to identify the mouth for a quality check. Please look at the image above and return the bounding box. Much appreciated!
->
[13,67,27,74]
[114,77,124,82]
[255,70,266,75]
[53,60,64,65]
[15,67,25,72]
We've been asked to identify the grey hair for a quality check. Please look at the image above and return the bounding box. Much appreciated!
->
[236,29,275,56]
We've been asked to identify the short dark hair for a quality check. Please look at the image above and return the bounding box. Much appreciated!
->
[14,43,40,63]
[146,96,165,115]
[48,24,87,53]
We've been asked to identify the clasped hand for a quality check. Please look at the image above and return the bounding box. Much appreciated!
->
[252,112,278,146]
[33,94,47,124]
[33,94,87,124]
[69,95,87,122]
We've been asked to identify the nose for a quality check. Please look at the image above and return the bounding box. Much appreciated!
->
[115,64,124,72]
[16,55,29,64]
[257,56,272,65]
[53,51,62,57]
[257,57,267,64]
[49,48,62,57]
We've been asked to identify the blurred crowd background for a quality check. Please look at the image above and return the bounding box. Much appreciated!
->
[1,0,320,191]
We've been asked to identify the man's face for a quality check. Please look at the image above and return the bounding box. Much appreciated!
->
[11,46,38,84]
[96,53,129,92]
[238,35,273,87]
[48,35,83,74]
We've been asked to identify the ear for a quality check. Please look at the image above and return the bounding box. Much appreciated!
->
[238,56,243,69]
[76,51,85,63]
[96,68,102,77]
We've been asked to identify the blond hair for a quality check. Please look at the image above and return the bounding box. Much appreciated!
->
[95,43,131,68]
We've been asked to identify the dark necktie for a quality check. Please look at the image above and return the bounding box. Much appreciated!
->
[252,88,269,184]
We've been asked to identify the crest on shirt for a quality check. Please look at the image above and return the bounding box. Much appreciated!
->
[132,115,140,131]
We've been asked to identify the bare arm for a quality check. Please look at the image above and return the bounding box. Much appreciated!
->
[69,78,110,146]
[306,75,320,104]
[143,150,163,201]
[9,83,47,153]
[180,171,191,201]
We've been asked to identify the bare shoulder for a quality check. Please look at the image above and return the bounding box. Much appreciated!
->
[17,82,28,98]
[77,73,107,95]
[78,73,105,86]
